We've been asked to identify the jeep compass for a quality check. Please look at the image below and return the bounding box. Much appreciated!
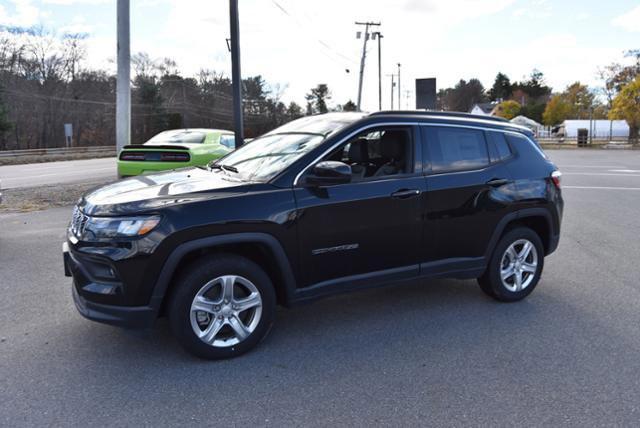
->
[64,111,563,359]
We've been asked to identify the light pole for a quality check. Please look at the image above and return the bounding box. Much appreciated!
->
[387,73,396,110]
[397,63,401,110]
[374,32,383,111]
[229,0,244,147]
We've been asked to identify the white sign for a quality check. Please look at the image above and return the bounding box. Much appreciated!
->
[64,123,73,147]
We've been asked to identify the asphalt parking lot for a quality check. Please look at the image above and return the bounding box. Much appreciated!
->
[1,149,640,426]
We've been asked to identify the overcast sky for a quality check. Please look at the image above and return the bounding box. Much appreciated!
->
[0,0,638,111]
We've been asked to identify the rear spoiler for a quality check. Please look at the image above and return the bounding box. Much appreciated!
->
[122,145,190,151]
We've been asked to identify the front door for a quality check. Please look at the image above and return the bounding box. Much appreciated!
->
[294,126,425,288]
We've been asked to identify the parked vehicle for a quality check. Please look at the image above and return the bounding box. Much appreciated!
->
[117,128,235,177]
[64,111,563,359]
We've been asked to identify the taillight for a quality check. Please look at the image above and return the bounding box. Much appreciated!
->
[119,152,145,161]
[551,170,562,189]
[160,152,190,162]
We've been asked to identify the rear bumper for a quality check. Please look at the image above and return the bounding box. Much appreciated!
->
[117,160,189,177]
[548,232,560,255]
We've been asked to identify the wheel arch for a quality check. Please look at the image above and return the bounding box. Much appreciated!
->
[485,208,555,260]
[150,233,298,316]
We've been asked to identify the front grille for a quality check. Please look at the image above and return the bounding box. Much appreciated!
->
[70,206,89,237]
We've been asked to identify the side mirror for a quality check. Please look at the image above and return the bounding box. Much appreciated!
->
[304,161,352,186]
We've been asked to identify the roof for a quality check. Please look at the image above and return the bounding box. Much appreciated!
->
[367,110,531,133]
[470,102,498,114]
[370,110,508,123]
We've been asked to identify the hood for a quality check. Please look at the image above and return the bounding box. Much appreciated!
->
[80,167,256,216]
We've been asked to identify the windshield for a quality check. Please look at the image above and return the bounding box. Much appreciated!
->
[146,130,206,145]
[216,133,325,182]
[266,112,366,136]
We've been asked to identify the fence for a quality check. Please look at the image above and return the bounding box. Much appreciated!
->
[0,146,116,159]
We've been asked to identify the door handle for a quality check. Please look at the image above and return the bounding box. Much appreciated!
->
[486,178,509,187]
[391,189,421,199]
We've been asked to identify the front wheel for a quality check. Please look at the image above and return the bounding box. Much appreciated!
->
[168,254,276,359]
[478,227,544,302]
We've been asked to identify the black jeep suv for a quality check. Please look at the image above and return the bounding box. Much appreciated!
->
[64,111,563,359]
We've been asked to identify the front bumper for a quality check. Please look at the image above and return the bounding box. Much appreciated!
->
[64,242,158,328]
[71,284,157,328]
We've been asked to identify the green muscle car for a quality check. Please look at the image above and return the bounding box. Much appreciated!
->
[117,129,235,177]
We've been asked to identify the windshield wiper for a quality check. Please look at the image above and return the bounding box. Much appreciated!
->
[210,163,238,173]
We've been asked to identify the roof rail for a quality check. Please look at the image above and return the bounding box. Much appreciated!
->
[369,110,509,123]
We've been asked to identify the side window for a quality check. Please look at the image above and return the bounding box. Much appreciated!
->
[322,127,412,182]
[486,131,512,163]
[220,135,236,149]
[425,127,489,173]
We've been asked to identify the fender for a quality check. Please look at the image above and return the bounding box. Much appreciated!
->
[149,233,298,310]
[483,208,555,260]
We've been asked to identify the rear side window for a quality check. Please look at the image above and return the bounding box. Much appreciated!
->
[486,131,512,163]
[505,133,548,160]
[424,127,489,173]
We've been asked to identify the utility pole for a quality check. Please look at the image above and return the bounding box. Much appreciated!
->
[374,32,383,111]
[229,0,244,147]
[355,21,380,111]
[116,0,130,154]
[397,63,401,111]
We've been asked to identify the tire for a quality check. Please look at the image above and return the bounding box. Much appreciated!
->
[478,227,544,302]
[168,254,276,359]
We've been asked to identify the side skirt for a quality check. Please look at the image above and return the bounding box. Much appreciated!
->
[292,257,486,305]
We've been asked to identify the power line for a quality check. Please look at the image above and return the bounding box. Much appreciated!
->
[271,0,356,68]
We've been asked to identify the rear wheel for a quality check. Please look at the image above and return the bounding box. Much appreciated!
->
[169,254,276,359]
[478,227,544,302]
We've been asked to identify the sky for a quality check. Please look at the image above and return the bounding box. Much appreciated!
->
[0,0,638,111]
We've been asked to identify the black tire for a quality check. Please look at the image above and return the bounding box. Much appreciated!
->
[168,254,276,359]
[478,227,544,302]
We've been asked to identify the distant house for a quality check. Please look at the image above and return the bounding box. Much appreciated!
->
[469,102,499,116]
[553,120,629,139]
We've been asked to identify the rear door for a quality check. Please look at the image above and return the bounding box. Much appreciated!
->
[421,125,517,264]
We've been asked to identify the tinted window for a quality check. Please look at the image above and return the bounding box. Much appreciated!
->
[505,133,548,160]
[324,127,412,181]
[265,112,366,136]
[220,135,235,149]
[146,130,206,145]
[426,127,489,172]
[486,131,512,162]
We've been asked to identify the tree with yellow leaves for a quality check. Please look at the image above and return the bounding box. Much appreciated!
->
[609,76,640,142]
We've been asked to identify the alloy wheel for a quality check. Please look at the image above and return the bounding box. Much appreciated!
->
[189,275,263,347]
[499,239,538,292]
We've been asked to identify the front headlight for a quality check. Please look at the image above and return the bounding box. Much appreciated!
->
[82,215,161,239]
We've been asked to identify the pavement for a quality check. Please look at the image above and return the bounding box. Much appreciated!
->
[0,157,117,189]
[2,149,640,426]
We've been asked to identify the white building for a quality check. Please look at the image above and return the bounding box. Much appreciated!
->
[469,102,498,116]
[554,120,629,139]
